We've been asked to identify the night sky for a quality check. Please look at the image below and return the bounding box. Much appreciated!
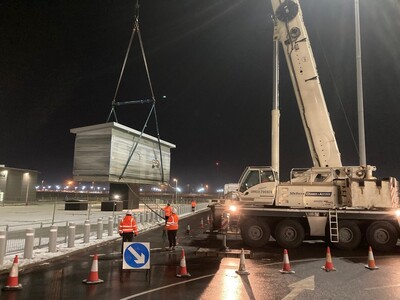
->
[1,0,400,190]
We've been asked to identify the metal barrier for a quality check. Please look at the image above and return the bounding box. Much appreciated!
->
[2,202,210,257]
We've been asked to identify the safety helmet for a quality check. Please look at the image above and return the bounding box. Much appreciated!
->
[126,210,132,215]
[172,207,177,214]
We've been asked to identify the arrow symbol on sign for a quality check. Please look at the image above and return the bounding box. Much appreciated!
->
[128,246,145,264]
[282,275,315,300]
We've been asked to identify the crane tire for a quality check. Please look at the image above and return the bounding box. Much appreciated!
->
[336,220,361,250]
[274,219,305,249]
[240,218,270,248]
[366,221,398,252]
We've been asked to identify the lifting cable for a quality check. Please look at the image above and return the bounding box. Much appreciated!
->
[106,0,165,184]
[126,184,165,219]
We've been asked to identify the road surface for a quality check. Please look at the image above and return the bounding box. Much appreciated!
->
[1,211,400,300]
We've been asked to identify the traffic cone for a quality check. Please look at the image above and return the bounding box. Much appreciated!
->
[280,249,295,274]
[186,224,191,234]
[2,255,22,291]
[82,254,104,284]
[176,248,191,277]
[365,246,379,270]
[321,247,336,272]
[236,248,250,275]
[200,218,204,229]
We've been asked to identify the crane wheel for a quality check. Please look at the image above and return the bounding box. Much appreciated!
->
[336,220,361,250]
[240,218,270,248]
[366,221,398,252]
[274,219,305,249]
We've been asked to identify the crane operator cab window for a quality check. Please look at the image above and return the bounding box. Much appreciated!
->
[239,170,260,193]
[261,170,275,183]
[239,169,276,192]
[239,168,276,204]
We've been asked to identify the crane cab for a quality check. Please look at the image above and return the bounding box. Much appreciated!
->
[237,166,278,205]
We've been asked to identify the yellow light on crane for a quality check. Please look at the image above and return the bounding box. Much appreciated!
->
[229,205,237,212]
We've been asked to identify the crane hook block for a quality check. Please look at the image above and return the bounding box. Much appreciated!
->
[275,0,299,23]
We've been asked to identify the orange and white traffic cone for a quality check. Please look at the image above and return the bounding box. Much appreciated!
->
[321,246,336,272]
[2,255,22,291]
[280,249,295,274]
[365,246,379,270]
[200,218,204,229]
[176,248,191,278]
[236,248,250,275]
[82,254,104,284]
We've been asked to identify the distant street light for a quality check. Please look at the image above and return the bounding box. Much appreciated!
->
[24,172,30,206]
[173,178,178,204]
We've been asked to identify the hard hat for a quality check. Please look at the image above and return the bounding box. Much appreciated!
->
[126,210,132,215]
[172,207,177,214]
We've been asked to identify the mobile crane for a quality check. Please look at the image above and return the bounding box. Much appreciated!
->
[211,0,400,251]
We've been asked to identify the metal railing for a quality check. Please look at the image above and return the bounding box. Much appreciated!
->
[1,202,209,259]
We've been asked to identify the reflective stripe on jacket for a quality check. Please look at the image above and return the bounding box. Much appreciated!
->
[163,206,172,217]
[119,216,138,234]
[166,214,179,230]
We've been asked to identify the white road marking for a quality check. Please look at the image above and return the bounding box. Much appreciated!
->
[283,276,315,300]
[119,274,216,300]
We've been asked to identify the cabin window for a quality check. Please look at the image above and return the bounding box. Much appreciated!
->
[240,171,260,192]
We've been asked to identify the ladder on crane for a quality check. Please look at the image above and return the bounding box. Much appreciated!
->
[329,209,339,243]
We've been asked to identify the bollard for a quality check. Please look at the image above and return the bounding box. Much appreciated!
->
[0,230,6,265]
[68,222,76,248]
[83,220,90,243]
[146,211,150,223]
[143,212,147,223]
[222,234,230,251]
[48,225,58,253]
[140,212,144,224]
[64,221,68,243]
[97,218,103,239]
[142,211,146,223]
[108,216,114,236]
[24,228,35,259]
[150,212,154,223]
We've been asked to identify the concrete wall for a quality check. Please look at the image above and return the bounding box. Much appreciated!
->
[0,167,38,204]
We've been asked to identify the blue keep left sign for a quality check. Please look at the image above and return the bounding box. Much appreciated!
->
[123,242,150,270]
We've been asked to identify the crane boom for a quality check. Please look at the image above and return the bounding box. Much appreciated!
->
[271,0,342,168]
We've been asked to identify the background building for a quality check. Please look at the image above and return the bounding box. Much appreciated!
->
[0,165,38,205]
